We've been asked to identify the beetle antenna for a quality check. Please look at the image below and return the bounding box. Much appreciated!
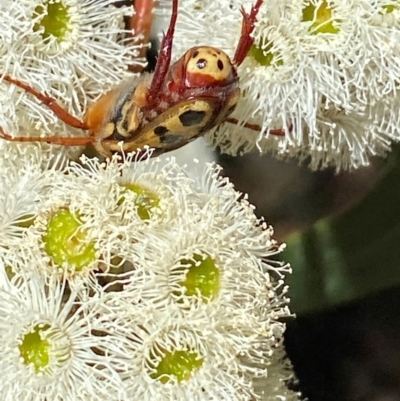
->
[147,0,179,104]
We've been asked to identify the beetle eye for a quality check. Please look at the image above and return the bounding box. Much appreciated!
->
[196,59,207,69]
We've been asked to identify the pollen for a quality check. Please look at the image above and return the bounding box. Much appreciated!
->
[43,209,97,271]
[178,253,220,302]
[150,348,204,383]
[33,0,71,43]
[302,0,340,34]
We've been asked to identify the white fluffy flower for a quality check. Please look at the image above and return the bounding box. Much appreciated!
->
[0,149,300,400]
[67,150,191,229]
[104,315,278,401]
[0,270,128,401]
[173,0,400,170]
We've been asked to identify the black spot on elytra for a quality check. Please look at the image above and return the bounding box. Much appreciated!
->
[179,110,206,127]
[217,60,224,71]
[192,50,199,58]
[154,125,169,136]
[196,59,207,69]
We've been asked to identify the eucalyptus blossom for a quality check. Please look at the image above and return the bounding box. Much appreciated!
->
[0,149,300,400]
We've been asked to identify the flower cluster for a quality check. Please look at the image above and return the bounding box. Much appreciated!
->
[174,0,400,170]
[0,148,300,401]
[0,0,144,159]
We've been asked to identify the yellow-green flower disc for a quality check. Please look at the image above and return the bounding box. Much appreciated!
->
[151,349,204,384]
[120,183,160,220]
[179,253,220,302]
[19,324,51,373]
[33,0,71,43]
[248,43,282,67]
[43,209,96,270]
[302,1,340,34]
[383,4,396,13]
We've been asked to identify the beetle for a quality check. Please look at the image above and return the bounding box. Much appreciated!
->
[0,0,283,158]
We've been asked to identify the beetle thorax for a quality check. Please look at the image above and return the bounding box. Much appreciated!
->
[183,46,237,87]
[144,46,239,120]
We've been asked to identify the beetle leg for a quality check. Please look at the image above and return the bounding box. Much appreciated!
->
[268,128,286,136]
[146,0,179,104]
[225,117,286,136]
[0,74,88,130]
[128,0,155,73]
[233,0,263,67]
[0,127,93,146]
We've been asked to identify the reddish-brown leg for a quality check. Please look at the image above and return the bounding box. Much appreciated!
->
[146,0,179,104]
[233,0,264,66]
[0,74,88,130]
[0,127,93,146]
[225,117,286,136]
[128,0,155,73]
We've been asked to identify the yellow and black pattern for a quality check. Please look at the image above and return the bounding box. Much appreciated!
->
[103,94,238,155]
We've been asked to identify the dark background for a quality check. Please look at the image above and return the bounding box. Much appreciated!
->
[218,152,400,401]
